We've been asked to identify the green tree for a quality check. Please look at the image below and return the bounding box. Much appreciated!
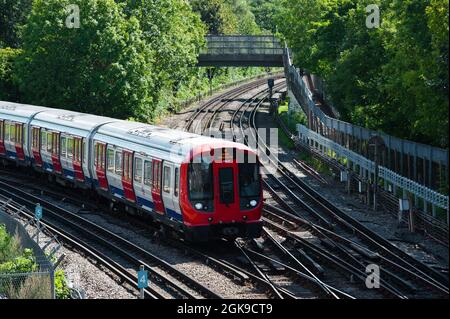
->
[0,47,21,101]
[225,0,261,34]
[191,0,238,34]
[276,0,449,148]
[0,0,33,48]
[122,0,206,116]
[249,0,279,33]
[16,0,154,120]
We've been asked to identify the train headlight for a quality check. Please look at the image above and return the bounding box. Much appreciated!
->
[250,200,257,207]
[195,203,203,210]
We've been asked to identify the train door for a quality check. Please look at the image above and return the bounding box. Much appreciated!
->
[14,123,25,161]
[31,127,42,166]
[161,162,177,218]
[0,120,5,155]
[94,141,108,189]
[214,163,239,217]
[133,155,154,212]
[40,129,53,171]
[73,137,84,181]
[151,159,165,215]
[50,132,62,173]
[106,145,124,198]
[122,150,136,202]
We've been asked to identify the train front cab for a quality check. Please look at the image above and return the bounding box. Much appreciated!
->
[181,146,263,242]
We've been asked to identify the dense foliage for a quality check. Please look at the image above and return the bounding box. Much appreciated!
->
[0,47,21,101]
[275,0,449,148]
[249,0,278,33]
[0,0,33,48]
[0,0,268,122]
[0,224,37,273]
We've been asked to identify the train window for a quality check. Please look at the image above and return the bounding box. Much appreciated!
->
[188,162,213,201]
[123,152,132,181]
[46,132,53,153]
[82,140,86,164]
[32,128,40,150]
[153,161,160,190]
[239,163,260,198]
[73,138,82,162]
[174,168,179,197]
[73,137,81,162]
[67,137,73,159]
[4,123,10,142]
[100,145,106,170]
[15,124,23,145]
[10,124,15,143]
[73,138,78,161]
[123,152,128,179]
[144,160,152,186]
[134,157,143,183]
[52,133,59,155]
[107,148,115,172]
[61,136,67,158]
[163,166,171,194]
[219,168,234,204]
[0,121,3,141]
[41,130,46,151]
[115,151,122,175]
[94,143,99,167]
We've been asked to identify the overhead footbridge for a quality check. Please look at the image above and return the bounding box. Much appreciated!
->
[197,35,285,67]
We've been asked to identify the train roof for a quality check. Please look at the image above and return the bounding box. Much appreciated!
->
[33,108,116,132]
[97,120,254,159]
[0,101,48,120]
[1,101,256,159]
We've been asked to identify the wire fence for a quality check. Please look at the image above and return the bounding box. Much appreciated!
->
[0,204,55,299]
[0,272,52,299]
[285,47,448,193]
[283,46,449,223]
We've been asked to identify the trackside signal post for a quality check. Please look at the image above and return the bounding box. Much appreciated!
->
[268,78,275,114]
[138,265,148,299]
[35,203,43,245]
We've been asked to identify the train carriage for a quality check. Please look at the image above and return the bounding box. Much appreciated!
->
[29,109,115,185]
[0,102,47,163]
[0,101,263,241]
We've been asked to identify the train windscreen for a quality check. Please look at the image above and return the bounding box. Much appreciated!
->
[239,163,260,198]
[188,162,214,201]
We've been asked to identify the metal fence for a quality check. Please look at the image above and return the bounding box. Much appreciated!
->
[201,35,284,56]
[0,204,55,299]
[286,57,449,192]
[297,124,449,218]
[283,44,449,222]
[0,272,52,299]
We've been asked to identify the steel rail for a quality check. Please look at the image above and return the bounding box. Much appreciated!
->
[246,89,449,297]
[0,193,162,299]
[0,181,222,299]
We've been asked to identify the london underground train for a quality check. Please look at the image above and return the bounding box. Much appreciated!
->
[0,101,263,241]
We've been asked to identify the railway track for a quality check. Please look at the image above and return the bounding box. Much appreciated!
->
[0,180,222,299]
[233,85,449,298]
[184,75,283,134]
[1,76,446,299]
[184,78,356,299]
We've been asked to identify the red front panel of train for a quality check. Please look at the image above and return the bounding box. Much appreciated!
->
[180,147,262,227]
